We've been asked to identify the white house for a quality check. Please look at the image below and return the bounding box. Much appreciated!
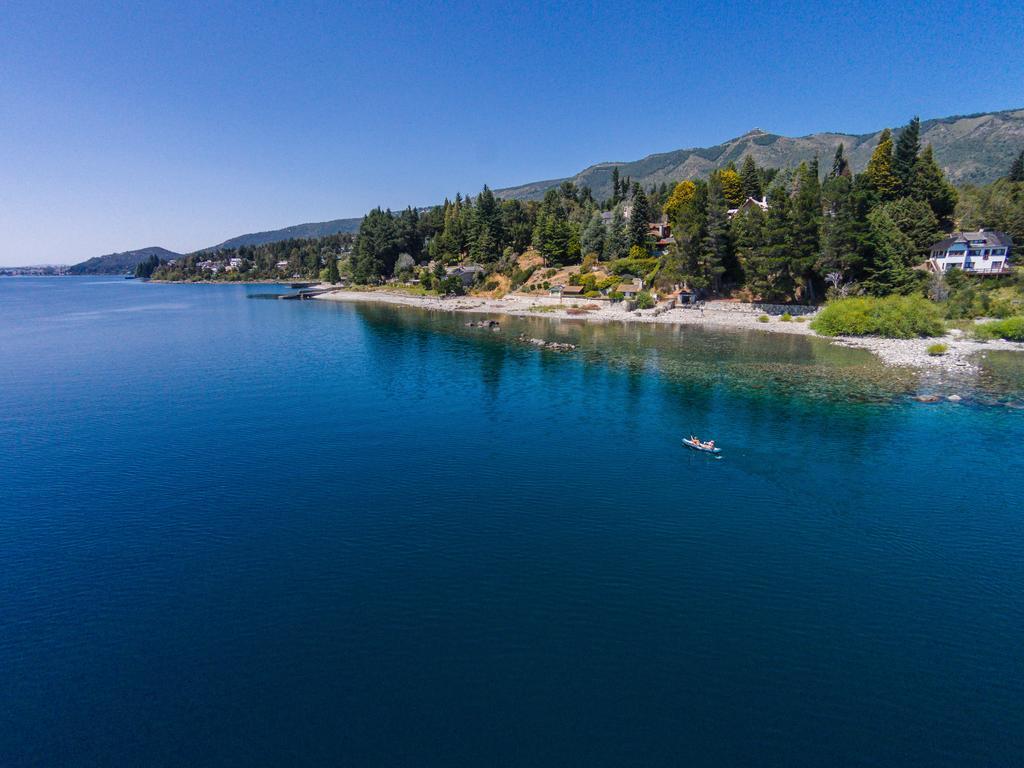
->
[727,196,769,219]
[928,230,1012,274]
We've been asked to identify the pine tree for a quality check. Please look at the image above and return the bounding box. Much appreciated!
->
[789,161,823,301]
[611,167,621,205]
[878,197,941,259]
[730,204,765,287]
[699,178,730,292]
[893,116,921,194]
[474,185,502,248]
[828,143,850,179]
[739,155,762,200]
[910,145,958,222]
[581,211,606,257]
[820,175,872,281]
[748,184,794,301]
[864,207,917,295]
[628,187,652,250]
[1008,150,1024,182]
[470,226,497,263]
[326,256,341,284]
[603,209,629,261]
[865,128,900,201]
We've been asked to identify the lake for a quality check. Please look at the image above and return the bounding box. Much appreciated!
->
[2,277,1022,766]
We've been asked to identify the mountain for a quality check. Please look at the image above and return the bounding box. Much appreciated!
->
[200,218,362,252]
[66,246,182,275]
[495,108,1024,201]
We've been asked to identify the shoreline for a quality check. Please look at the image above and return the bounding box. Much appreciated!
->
[313,287,1024,372]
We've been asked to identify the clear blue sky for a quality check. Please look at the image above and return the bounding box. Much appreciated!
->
[2,0,1023,265]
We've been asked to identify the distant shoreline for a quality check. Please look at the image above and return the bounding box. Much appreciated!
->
[313,288,1024,372]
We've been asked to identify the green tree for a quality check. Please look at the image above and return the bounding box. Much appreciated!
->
[910,144,958,222]
[878,197,941,259]
[1009,150,1024,182]
[865,128,900,201]
[698,177,730,292]
[730,204,765,287]
[864,207,917,295]
[628,187,652,250]
[789,160,823,301]
[326,256,341,284]
[828,143,850,179]
[352,207,402,283]
[611,167,621,205]
[893,116,921,194]
[581,210,606,257]
[739,156,762,200]
[747,183,794,301]
[603,209,629,261]
[820,175,872,280]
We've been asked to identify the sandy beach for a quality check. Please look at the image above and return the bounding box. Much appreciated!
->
[313,288,1024,372]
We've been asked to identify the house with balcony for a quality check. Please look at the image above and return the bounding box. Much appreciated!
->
[928,230,1012,274]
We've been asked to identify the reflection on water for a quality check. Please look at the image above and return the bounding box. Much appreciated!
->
[350,303,1024,408]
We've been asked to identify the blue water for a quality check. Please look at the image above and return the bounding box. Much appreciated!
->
[2,277,1023,766]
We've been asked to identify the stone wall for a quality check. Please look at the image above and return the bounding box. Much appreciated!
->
[704,301,818,316]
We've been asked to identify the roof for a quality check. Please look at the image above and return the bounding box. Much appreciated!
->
[561,285,585,294]
[932,230,1013,250]
[617,283,640,293]
[446,264,486,275]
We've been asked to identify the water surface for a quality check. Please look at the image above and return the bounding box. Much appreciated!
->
[2,277,1022,766]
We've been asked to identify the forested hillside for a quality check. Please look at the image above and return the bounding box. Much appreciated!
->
[67,247,182,275]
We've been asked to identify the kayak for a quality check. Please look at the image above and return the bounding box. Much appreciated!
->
[682,438,721,454]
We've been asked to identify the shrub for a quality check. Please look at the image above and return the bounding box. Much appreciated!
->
[635,291,655,310]
[757,315,770,323]
[926,343,949,356]
[810,296,945,338]
[780,312,793,322]
[974,316,1024,341]
[795,317,806,323]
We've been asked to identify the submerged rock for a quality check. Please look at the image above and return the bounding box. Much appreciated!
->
[947,394,962,402]
[914,394,942,403]
[517,334,576,351]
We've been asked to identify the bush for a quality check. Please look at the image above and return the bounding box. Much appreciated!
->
[810,296,945,338]
[926,343,949,356]
[780,312,792,322]
[795,317,806,323]
[757,315,770,323]
[974,316,1024,341]
[635,291,655,309]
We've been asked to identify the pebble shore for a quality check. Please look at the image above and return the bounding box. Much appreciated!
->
[314,288,1023,374]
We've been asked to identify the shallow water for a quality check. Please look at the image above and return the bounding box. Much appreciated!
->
[2,277,1023,766]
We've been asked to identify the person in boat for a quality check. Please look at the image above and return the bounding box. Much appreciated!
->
[707,440,715,448]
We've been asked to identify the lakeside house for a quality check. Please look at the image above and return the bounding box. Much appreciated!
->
[549,284,585,299]
[648,217,675,253]
[928,230,1012,274]
[446,264,486,286]
[617,278,643,299]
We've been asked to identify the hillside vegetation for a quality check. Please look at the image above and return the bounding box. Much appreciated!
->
[496,108,1024,201]
[67,247,181,275]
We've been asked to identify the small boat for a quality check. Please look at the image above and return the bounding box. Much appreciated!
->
[682,437,721,455]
